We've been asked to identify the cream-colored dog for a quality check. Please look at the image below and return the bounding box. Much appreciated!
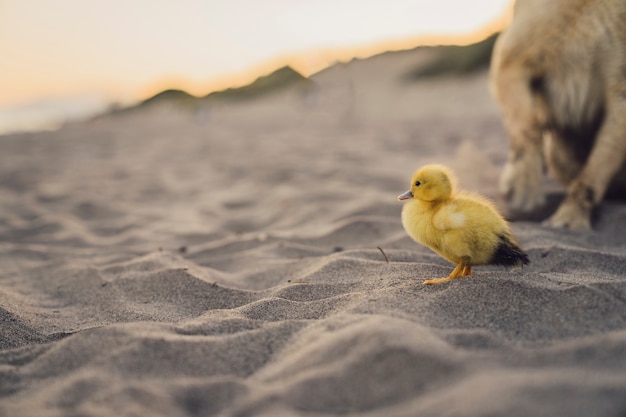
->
[490,0,626,229]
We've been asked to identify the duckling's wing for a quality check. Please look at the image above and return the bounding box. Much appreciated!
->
[432,203,467,231]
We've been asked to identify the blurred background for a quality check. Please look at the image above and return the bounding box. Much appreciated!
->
[0,0,512,135]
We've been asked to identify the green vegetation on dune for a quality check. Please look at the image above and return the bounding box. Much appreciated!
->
[126,66,310,113]
[405,33,499,80]
[139,89,198,107]
[204,66,310,101]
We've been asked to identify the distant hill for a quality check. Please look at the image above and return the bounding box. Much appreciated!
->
[139,89,198,107]
[108,89,199,114]
[404,33,499,80]
[129,65,309,112]
[205,66,310,101]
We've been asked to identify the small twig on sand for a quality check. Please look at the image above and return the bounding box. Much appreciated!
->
[377,246,389,264]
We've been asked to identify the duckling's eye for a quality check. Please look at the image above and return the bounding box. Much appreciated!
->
[414,181,421,187]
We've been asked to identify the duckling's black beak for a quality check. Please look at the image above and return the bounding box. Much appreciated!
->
[397,190,414,200]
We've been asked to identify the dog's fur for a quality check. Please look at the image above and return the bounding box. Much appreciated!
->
[490,0,626,229]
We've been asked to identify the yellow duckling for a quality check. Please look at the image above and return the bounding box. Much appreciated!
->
[398,164,529,284]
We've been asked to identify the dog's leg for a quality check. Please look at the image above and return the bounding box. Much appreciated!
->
[544,130,586,186]
[546,94,626,229]
[493,69,546,212]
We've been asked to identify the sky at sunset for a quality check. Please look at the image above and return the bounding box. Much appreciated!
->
[0,0,511,132]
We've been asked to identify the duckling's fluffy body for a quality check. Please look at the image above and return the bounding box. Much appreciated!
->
[399,164,529,284]
[403,190,508,265]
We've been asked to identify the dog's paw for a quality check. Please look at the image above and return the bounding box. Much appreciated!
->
[499,158,545,212]
[543,199,592,230]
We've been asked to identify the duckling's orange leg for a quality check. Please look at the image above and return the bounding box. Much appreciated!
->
[424,257,471,285]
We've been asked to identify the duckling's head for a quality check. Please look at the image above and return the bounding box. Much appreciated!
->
[398,164,456,202]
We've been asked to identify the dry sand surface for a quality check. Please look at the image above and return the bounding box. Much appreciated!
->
[1,50,626,417]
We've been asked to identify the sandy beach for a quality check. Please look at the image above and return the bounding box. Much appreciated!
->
[1,47,626,416]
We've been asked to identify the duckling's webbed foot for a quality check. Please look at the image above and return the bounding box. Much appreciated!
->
[424,258,471,285]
